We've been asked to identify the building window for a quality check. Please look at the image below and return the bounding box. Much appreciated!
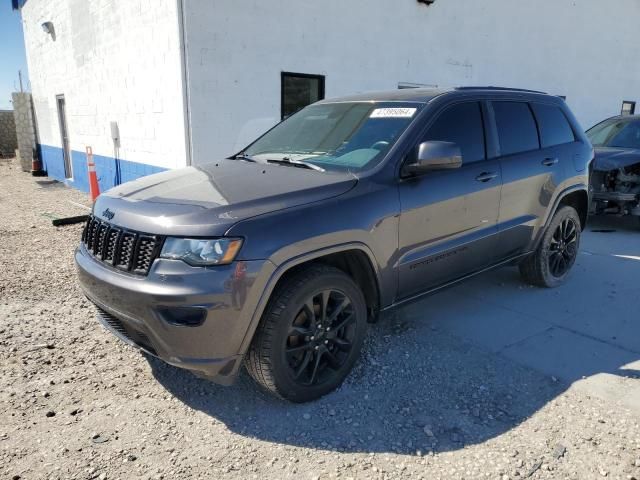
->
[621,101,636,116]
[281,72,325,120]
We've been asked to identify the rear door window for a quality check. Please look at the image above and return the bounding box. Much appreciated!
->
[492,102,540,156]
[531,103,575,147]
[423,102,486,163]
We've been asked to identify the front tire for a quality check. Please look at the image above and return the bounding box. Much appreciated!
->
[519,206,581,288]
[246,264,367,402]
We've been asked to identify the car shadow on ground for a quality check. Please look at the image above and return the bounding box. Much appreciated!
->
[147,325,565,455]
[587,214,639,234]
[148,216,639,455]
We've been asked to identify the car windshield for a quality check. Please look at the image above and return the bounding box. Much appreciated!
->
[242,102,422,172]
[587,118,640,149]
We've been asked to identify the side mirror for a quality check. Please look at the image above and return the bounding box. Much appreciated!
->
[404,141,463,175]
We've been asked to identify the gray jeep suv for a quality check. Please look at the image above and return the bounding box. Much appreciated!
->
[76,87,592,402]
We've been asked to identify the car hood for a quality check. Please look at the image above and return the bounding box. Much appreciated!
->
[593,147,640,172]
[93,159,357,237]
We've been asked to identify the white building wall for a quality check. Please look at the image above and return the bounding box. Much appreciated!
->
[21,0,187,190]
[183,0,640,163]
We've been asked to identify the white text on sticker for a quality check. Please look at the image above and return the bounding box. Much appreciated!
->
[370,108,417,119]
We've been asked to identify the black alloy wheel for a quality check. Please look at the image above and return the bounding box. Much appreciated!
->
[246,264,368,402]
[284,289,356,387]
[519,205,582,288]
[548,217,578,277]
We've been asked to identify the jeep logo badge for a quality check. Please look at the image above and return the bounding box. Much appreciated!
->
[102,208,115,221]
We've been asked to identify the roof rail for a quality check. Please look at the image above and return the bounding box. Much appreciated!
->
[455,86,548,95]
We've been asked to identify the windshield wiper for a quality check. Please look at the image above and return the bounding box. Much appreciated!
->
[267,157,325,172]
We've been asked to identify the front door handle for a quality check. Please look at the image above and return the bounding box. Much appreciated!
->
[542,157,559,166]
[475,172,498,183]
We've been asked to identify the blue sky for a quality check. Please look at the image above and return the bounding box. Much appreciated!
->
[0,3,29,110]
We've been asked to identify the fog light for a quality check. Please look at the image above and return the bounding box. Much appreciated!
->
[157,307,207,327]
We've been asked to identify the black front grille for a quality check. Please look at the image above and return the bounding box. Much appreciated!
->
[103,228,120,264]
[81,215,163,276]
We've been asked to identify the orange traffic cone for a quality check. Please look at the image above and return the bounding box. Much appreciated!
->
[86,146,100,201]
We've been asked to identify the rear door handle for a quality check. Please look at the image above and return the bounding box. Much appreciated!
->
[475,172,498,183]
[542,157,559,166]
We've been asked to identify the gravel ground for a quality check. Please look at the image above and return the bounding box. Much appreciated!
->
[1,157,639,480]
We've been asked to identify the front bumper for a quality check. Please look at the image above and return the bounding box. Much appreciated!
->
[75,244,275,384]
[591,191,638,203]
[590,191,640,216]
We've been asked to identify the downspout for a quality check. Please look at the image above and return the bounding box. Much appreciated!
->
[177,0,193,166]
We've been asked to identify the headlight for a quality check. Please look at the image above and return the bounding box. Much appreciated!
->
[160,238,243,266]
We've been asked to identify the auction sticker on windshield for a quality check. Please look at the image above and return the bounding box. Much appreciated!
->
[370,108,417,119]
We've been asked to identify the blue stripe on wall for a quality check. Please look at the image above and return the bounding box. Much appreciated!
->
[39,144,167,193]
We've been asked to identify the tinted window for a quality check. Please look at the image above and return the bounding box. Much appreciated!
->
[493,102,539,156]
[532,103,575,147]
[423,102,485,163]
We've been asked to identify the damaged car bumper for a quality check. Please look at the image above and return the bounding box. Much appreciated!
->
[590,149,640,217]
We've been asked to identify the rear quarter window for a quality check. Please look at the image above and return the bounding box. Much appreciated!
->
[492,101,540,156]
[531,103,575,148]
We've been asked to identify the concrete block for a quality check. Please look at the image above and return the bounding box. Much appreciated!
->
[0,110,17,156]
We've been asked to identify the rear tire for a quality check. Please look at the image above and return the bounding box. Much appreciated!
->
[246,264,367,402]
[519,206,581,288]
